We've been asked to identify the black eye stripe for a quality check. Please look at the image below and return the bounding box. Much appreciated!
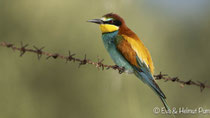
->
[103,20,114,24]
[103,20,122,26]
[114,20,122,26]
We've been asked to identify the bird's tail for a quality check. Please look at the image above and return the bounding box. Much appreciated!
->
[160,97,176,118]
[133,68,170,111]
[133,58,175,117]
[159,96,170,111]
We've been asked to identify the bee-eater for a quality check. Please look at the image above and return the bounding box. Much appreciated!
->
[88,13,170,111]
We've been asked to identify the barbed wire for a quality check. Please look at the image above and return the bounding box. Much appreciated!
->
[0,41,209,91]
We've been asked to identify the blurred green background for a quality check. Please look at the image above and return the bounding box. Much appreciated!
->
[0,0,210,118]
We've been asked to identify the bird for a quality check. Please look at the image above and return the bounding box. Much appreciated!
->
[88,13,170,111]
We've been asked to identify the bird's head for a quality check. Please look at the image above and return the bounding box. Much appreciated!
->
[88,13,125,33]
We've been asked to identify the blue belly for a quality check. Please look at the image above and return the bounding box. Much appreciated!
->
[102,31,134,73]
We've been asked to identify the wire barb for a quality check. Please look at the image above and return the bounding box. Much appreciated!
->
[96,56,104,70]
[33,46,45,60]
[20,42,29,57]
[78,54,88,68]
[66,51,76,63]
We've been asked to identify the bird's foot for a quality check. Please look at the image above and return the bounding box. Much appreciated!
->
[112,65,125,74]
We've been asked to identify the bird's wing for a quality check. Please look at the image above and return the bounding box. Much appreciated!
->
[116,34,166,99]
[116,34,154,74]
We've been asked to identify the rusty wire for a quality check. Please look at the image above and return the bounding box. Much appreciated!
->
[0,41,209,91]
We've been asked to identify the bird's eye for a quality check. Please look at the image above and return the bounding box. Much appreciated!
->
[109,20,114,24]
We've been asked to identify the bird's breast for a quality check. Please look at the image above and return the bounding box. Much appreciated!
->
[101,31,134,73]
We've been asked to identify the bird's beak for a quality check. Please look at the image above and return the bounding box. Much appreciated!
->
[87,19,103,24]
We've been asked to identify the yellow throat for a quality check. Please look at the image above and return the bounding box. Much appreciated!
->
[100,24,119,33]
